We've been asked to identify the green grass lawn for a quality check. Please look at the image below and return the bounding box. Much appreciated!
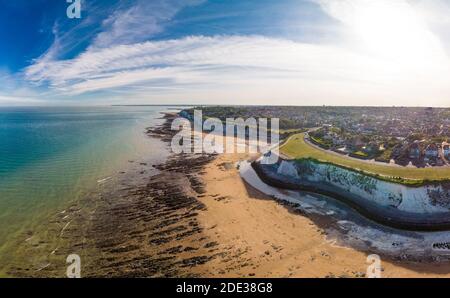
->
[310,136,331,149]
[279,133,450,185]
[351,151,369,158]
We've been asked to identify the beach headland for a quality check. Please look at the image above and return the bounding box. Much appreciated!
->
[6,111,450,278]
[251,158,450,232]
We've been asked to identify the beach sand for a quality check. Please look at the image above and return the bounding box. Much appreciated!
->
[7,114,450,277]
[193,148,450,278]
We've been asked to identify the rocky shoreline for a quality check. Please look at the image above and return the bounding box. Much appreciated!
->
[8,112,450,277]
[5,113,234,277]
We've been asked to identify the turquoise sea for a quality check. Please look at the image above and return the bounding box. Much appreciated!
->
[0,106,170,264]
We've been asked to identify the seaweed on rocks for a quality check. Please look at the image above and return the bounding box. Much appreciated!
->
[9,112,223,277]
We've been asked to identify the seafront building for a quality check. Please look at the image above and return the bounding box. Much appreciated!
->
[444,143,450,159]
[409,143,421,159]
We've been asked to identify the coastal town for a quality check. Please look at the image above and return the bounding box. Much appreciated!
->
[306,107,450,167]
[308,125,450,167]
[184,106,450,167]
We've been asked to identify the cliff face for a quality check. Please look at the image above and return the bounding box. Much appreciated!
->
[266,157,450,215]
[241,160,450,258]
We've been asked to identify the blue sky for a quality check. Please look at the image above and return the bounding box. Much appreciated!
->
[1,0,450,106]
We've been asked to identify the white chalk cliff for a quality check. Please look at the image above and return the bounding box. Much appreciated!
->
[273,159,450,214]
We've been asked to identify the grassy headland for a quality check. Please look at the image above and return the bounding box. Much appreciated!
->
[280,133,450,186]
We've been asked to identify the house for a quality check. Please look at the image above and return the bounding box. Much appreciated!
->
[363,142,379,155]
[443,143,450,159]
[351,136,364,149]
[425,143,439,158]
[409,143,421,159]
[323,134,333,141]
[333,136,345,146]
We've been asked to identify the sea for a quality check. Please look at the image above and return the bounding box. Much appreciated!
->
[0,106,172,271]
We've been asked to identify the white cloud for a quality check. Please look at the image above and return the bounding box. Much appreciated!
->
[24,34,450,106]
[92,0,204,48]
[413,0,450,26]
[412,0,450,53]
[0,94,47,106]
[22,0,450,106]
[28,0,204,84]
[314,0,448,62]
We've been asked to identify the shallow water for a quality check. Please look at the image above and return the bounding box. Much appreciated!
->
[0,106,171,266]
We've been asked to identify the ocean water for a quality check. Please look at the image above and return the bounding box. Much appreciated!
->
[0,106,170,260]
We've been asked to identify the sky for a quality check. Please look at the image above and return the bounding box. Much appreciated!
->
[0,0,450,106]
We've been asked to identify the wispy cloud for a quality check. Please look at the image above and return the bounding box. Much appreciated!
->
[92,0,204,48]
[23,34,450,106]
[19,0,450,106]
[27,0,203,83]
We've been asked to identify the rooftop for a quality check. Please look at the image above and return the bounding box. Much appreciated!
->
[279,133,450,186]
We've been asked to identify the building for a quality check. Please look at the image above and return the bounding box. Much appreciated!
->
[409,143,421,159]
[425,143,439,158]
[443,143,450,159]
[350,136,364,149]
[363,142,379,155]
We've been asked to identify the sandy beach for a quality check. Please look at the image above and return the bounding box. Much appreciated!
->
[6,113,450,278]
[145,114,450,278]
[196,151,370,277]
[194,150,450,277]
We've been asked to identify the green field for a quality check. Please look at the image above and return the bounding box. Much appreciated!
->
[279,133,450,185]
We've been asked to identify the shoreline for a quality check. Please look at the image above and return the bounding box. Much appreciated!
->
[6,111,450,277]
[197,140,450,277]
[5,112,231,277]
[143,114,450,276]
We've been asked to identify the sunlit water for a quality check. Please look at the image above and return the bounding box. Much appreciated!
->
[0,106,170,263]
